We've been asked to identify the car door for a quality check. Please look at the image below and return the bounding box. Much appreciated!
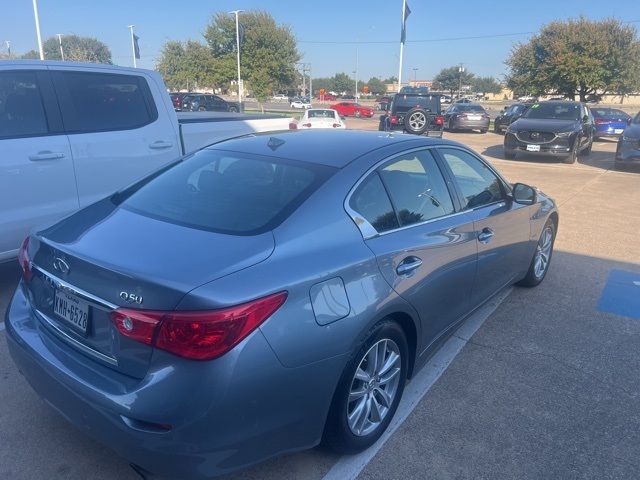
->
[51,68,181,208]
[210,95,227,112]
[348,148,477,348]
[437,147,532,304]
[0,68,78,260]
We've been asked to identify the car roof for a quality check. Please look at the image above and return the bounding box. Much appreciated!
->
[207,130,457,168]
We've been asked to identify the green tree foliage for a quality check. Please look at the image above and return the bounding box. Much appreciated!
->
[22,35,112,63]
[366,77,387,95]
[311,77,331,94]
[506,18,640,101]
[472,76,502,95]
[331,72,354,93]
[384,76,398,84]
[203,11,300,95]
[432,66,475,96]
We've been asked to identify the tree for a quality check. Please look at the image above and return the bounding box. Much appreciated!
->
[203,11,300,95]
[383,76,398,84]
[472,76,502,95]
[22,35,112,63]
[432,66,475,97]
[156,40,222,91]
[506,18,640,101]
[330,72,353,93]
[366,77,387,95]
[311,77,331,95]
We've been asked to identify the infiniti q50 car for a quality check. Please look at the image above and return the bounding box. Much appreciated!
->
[6,130,558,479]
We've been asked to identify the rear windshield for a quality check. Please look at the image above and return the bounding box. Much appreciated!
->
[307,110,337,119]
[393,94,440,111]
[458,105,485,112]
[523,103,581,120]
[121,149,334,235]
[592,108,627,118]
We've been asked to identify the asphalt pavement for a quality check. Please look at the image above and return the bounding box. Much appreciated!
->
[1,126,639,480]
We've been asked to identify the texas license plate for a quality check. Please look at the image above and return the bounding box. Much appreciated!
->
[614,128,624,134]
[54,290,89,333]
[526,144,541,152]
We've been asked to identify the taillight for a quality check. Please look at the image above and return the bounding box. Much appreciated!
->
[302,123,312,128]
[110,291,287,361]
[18,236,32,282]
[289,122,297,129]
[332,123,341,128]
[390,115,398,125]
[434,115,444,126]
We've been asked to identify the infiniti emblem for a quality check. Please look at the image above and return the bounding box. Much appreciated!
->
[53,257,70,275]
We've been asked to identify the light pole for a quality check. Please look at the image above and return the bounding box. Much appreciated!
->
[354,45,359,99]
[32,0,44,60]
[56,34,64,61]
[4,41,10,58]
[127,25,137,68]
[229,10,243,110]
[413,67,418,84]
[458,64,464,99]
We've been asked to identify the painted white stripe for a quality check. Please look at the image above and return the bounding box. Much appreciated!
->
[321,287,513,480]
[0,322,5,332]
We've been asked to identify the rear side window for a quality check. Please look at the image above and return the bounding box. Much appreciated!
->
[439,148,504,209]
[122,149,334,235]
[0,71,48,138]
[349,174,399,233]
[379,150,454,226]
[53,71,157,133]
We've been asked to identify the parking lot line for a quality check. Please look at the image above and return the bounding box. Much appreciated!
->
[321,287,513,480]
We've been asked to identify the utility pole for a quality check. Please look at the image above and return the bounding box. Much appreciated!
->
[56,34,64,61]
[32,0,44,60]
[458,63,464,99]
[229,10,243,109]
[413,67,418,84]
[4,41,10,58]
[127,25,137,68]
[355,45,359,100]
[309,65,312,102]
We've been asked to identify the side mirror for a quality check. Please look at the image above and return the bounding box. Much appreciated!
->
[582,115,589,123]
[512,183,537,205]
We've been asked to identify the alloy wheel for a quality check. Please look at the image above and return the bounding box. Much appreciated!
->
[534,226,553,279]
[408,112,426,130]
[347,339,402,436]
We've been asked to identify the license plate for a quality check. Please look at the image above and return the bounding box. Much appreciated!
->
[615,128,624,134]
[468,115,481,120]
[54,290,89,333]
[526,144,541,152]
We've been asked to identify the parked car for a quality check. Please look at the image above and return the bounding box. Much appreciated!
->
[399,86,430,94]
[440,94,452,105]
[375,95,392,111]
[318,93,337,101]
[330,102,374,118]
[591,107,632,139]
[340,94,356,100]
[272,93,288,101]
[454,97,473,104]
[503,101,594,163]
[379,92,443,136]
[0,60,292,262]
[169,92,191,111]
[289,108,345,129]
[615,112,640,169]
[7,129,558,480]
[494,103,532,134]
[182,94,239,113]
[443,104,490,133]
[291,99,312,109]
[518,95,537,102]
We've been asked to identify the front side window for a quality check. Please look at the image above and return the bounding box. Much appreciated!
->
[122,149,333,235]
[53,71,157,133]
[379,150,455,227]
[0,71,48,138]
[439,148,504,209]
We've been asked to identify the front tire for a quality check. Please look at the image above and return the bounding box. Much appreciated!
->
[323,321,408,453]
[504,148,517,160]
[563,141,578,164]
[517,218,556,287]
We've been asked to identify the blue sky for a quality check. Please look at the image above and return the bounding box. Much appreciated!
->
[3,0,639,81]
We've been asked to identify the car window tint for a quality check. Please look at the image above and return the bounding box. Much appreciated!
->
[349,173,399,233]
[54,71,157,133]
[0,71,48,138]
[439,148,504,209]
[122,149,333,235]
[379,150,454,227]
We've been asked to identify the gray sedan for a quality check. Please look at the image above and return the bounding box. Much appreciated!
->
[444,104,491,133]
[6,131,558,479]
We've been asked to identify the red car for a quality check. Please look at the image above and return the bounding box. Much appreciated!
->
[318,93,337,101]
[330,102,374,118]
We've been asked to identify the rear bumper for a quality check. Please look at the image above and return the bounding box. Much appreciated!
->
[616,142,640,163]
[453,119,490,129]
[6,283,344,479]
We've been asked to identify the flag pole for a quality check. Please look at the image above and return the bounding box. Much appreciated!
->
[127,25,137,68]
[397,0,406,92]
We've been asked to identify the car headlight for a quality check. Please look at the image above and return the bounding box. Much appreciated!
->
[555,131,574,138]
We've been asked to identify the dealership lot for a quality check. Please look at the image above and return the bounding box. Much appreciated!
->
[1,129,639,479]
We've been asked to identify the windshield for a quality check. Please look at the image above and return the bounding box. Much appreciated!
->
[122,149,334,235]
[523,103,581,120]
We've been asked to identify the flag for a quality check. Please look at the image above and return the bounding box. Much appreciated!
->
[133,34,141,59]
[400,2,411,43]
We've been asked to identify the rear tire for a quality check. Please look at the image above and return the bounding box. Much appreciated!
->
[516,218,556,287]
[228,106,238,113]
[404,108,430,135]
[323,321,408,454]
[198,106,206,112]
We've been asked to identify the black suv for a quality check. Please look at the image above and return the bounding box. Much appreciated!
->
[494,102,532,134]
[379,92,443,136]
[182,94,239,113]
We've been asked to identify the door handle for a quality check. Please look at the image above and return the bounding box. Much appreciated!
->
[396,256,423,276]
[149,141,174,150]
[29,151,65,161]
[478,227,494,244]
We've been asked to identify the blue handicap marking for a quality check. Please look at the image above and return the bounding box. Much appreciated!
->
[597,269,640,320]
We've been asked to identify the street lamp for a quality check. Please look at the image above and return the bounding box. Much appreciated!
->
[458,64,465,99]
[56,34,64,61]
[413,67,418,84]
[229,10,244,110]
[31,0,44,60]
